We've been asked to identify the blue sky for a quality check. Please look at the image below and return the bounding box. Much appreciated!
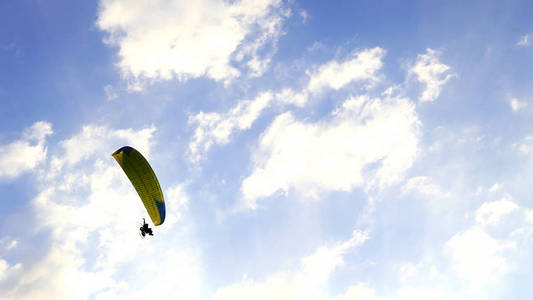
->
[1,0,533,299]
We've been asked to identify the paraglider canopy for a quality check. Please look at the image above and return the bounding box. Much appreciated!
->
[112,146,166,226]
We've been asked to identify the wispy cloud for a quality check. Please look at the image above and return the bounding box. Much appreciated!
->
[188,92,274,162]
[306,47,385,94]
[278,47,386,106]
[187,47,387,162]
[517,33,531,47]
[514,136,533,156]
[488,183,501,193]
[104,85,118,101]
[214,230,369,300]
[402,176,449,198]
[409,49,454,102]
[299,10,308,23]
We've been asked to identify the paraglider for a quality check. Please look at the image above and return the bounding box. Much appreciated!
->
[139,218,153,238]
[112,146,165,237]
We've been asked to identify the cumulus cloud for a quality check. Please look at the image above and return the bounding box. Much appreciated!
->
[475,197,518,226]
[444,197,533,287]
[97,0,289,90]
[241,94,420,208]
[0,259,22,282]
[409,49,454,102]
[213,230,368,300]
[517,34,531,47]
[94,248,203,300]
[445,226,514,285]
[0,124,201,299]
[158,184,190,232]
[0,121,53,179]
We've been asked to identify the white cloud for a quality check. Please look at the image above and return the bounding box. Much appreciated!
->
[387,286,462,300]
[186,47,386,162]
[188,92,274,162]
[526,209,533,223]
[97,0,289,90]
[488,183,501,193]
[1,239,19,251]
[445,226,514,285]
[49,124,155,177]
[104,84,118,101]
[1,246,118,299]
[333,284,463,300]
[475,198,518,226]
[274,88,308,107]
[306,47,385,95]
[397,262,418,282]
[213,226,472,300]
[241,94,420,208]
[94,248,203,300]
[0,121,53,179]
[509,98,527,111]
[157,184,190,232]
[402,176,449,198]
[234,6,290,78]
[517,34,531,47]
[299,10,308,23]
[288,47,385,105]
[409,49,454,102]
[0,259,22,281]
[514,136,533,156]
[475,186,483,196]
[444,197,533,287]
[0,124,202,299]
[213,230,368,300]
[332,283,381,300]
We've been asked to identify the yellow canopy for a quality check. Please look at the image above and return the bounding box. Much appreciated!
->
[112,146,165,226]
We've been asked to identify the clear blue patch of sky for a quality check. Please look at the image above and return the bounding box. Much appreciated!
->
[0,0,116,138]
